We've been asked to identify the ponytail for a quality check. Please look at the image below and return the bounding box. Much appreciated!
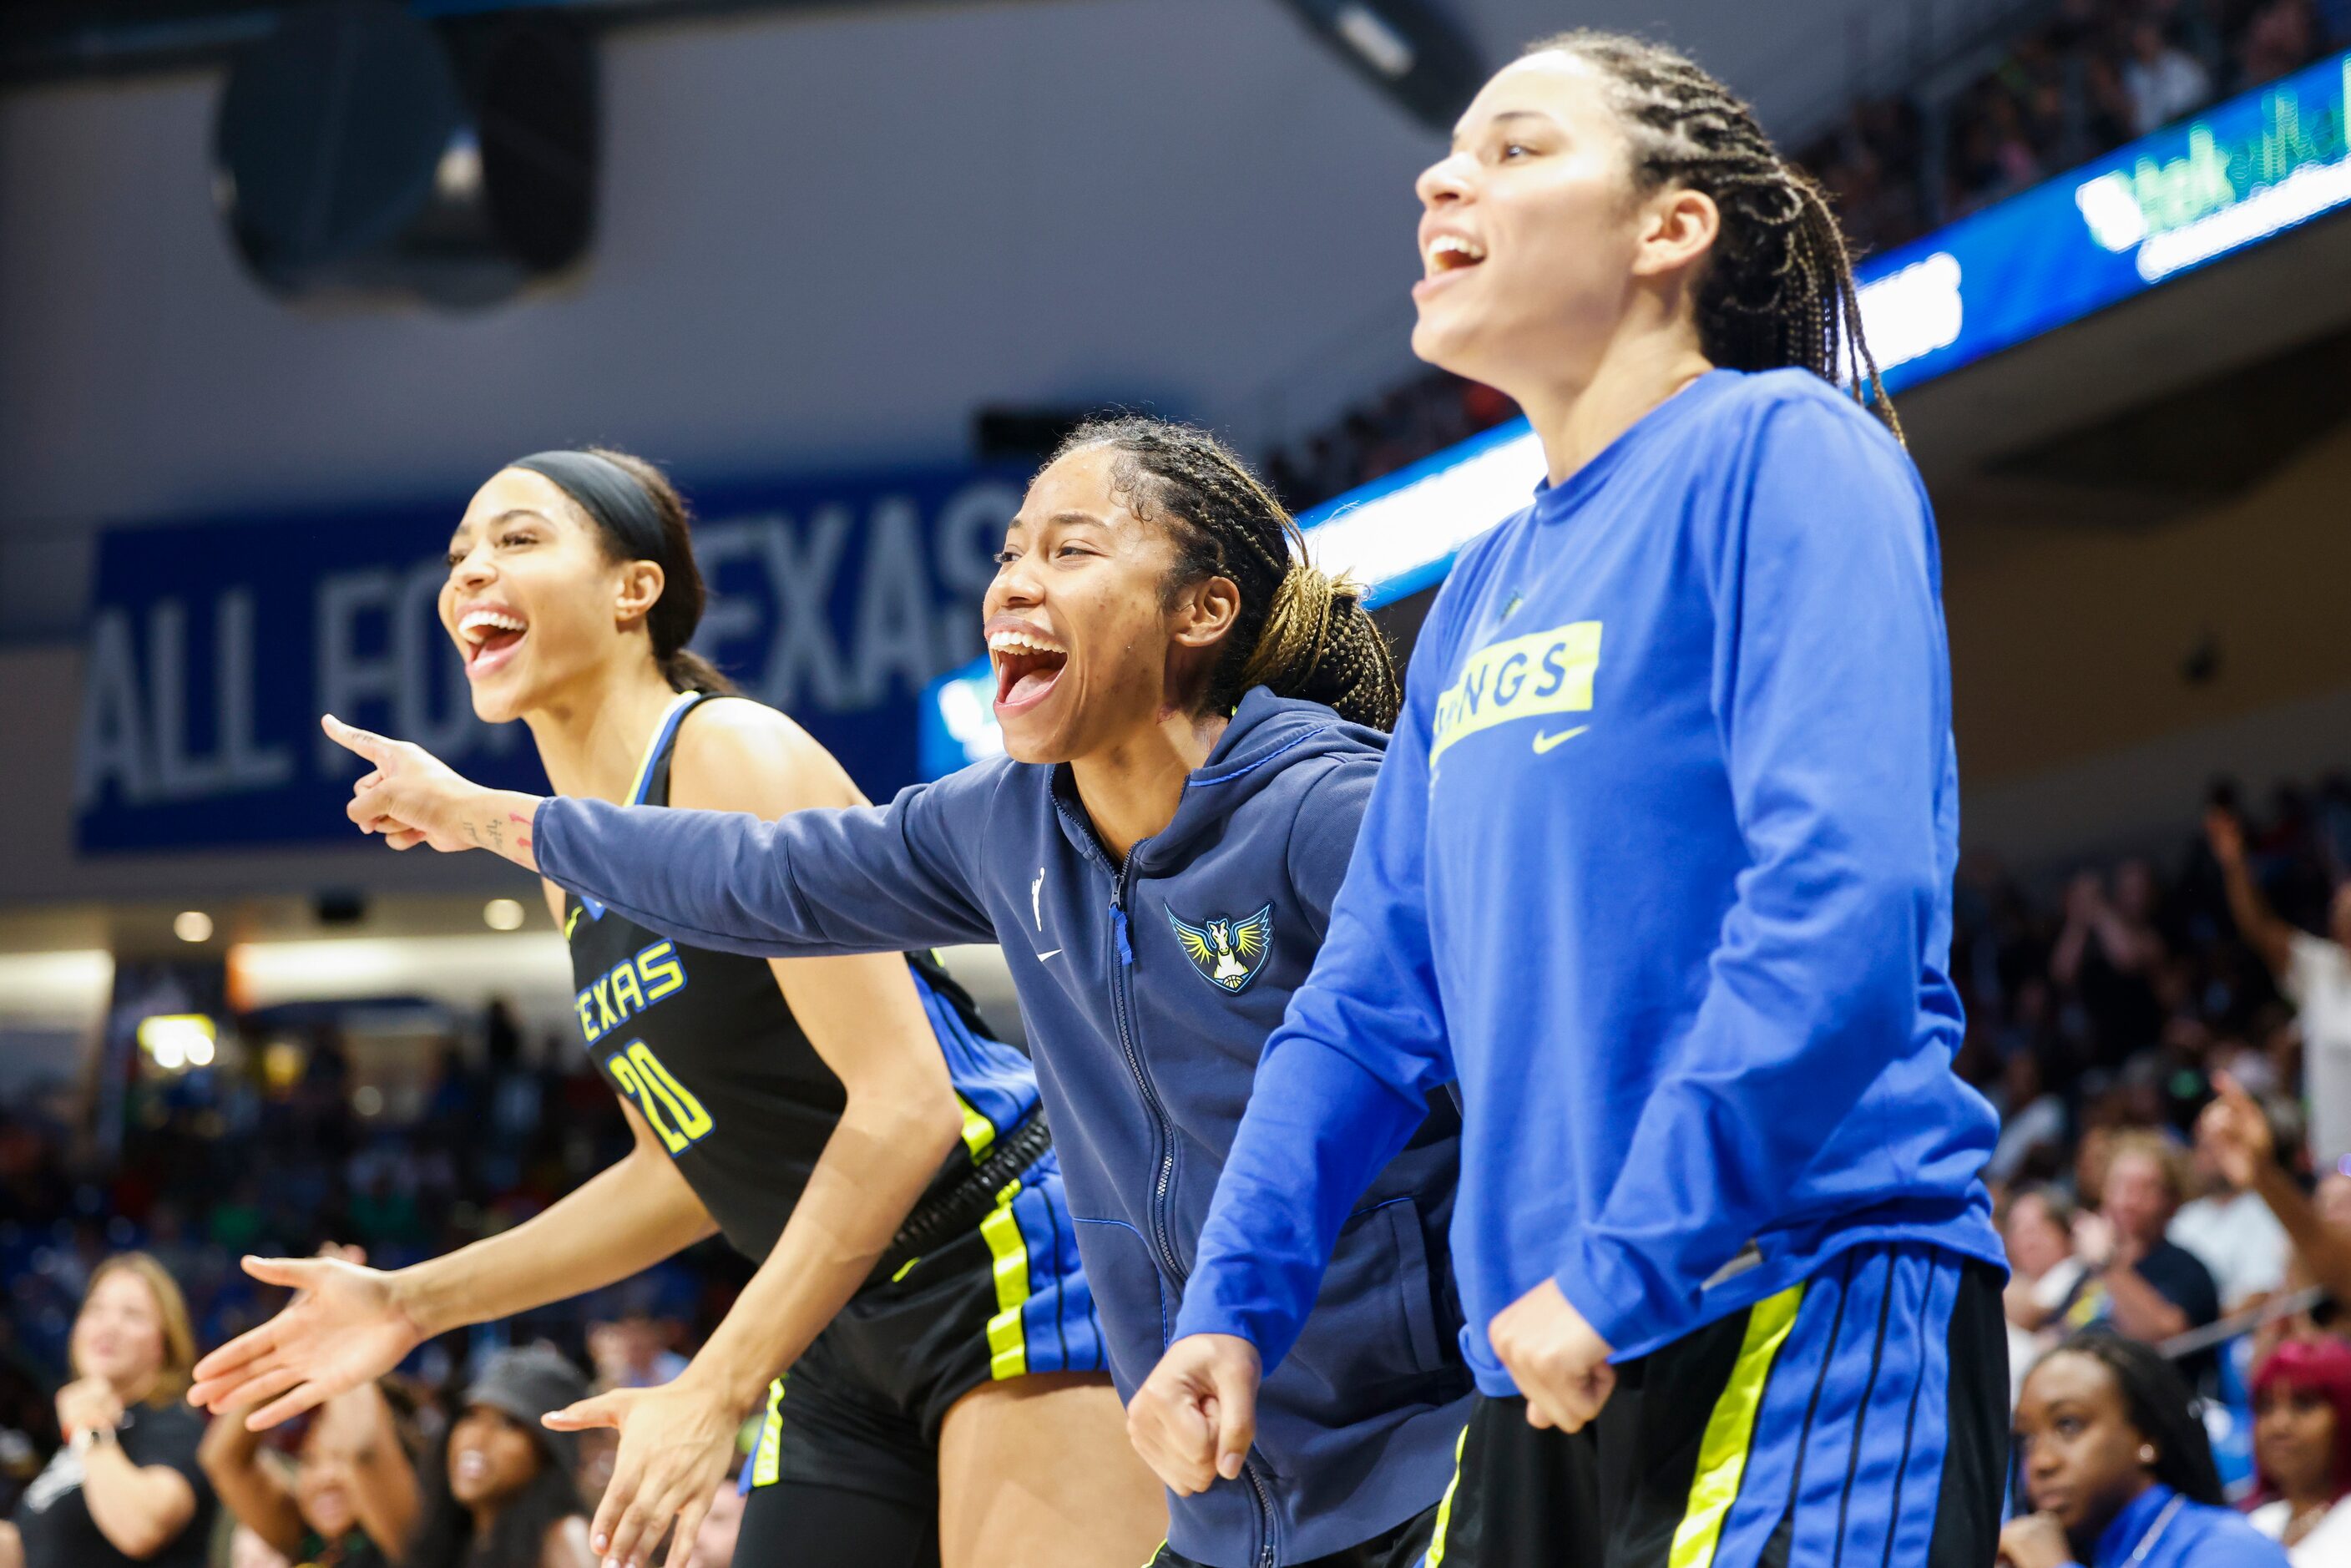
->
[1053,417,1402,731]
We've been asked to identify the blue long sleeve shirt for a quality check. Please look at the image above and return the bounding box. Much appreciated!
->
[2082,1485,2289,1568]
[1173,368,2005,1392]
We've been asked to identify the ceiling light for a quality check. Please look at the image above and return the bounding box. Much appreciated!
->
[483,898,527,932]
[174,911,214,943]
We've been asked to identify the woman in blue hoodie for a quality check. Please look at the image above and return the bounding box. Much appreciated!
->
[312,418,1473,1568]
[1134,29,2010,1568]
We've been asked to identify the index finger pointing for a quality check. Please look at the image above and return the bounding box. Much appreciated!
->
[321,714,394,764]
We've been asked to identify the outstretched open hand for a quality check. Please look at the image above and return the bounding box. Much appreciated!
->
[186,1255,427,1431]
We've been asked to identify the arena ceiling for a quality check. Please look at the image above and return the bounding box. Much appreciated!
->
[1,0,2019,139]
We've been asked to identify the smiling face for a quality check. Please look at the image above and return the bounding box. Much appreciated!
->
[1411,51,1668,396]
[2004,1192,2073,1280]
[439,468,660,723]
[447,1405,541,1507]
[295,1431,360,1539]
[70,1268,169,1394]
[982,445,1230,765]
[2255,1379,2342,1503]
[2015,1351,2156,1538]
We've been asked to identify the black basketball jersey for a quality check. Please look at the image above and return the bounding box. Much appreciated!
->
[563,692,1042,1263]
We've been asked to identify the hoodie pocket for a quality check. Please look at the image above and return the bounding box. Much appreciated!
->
[1282,1196,1453,1404]
[1069,1216,1172,1396]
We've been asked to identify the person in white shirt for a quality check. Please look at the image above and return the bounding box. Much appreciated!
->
[2248,1337,2351,1568]
[2123,20,2213,134]
[2208,809,2351,1175]
[2172,1098,2293,1310]
[2004,1185,2092,1406]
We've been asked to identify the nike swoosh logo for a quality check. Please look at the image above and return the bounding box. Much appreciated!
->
[1531,726,1590,754]
[1034,949,1063,961]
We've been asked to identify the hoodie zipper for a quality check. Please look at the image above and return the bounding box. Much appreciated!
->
[1105,847,1180,1279]
[1106,850,1279,1568]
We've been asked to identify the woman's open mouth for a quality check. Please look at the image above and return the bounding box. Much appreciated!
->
[988,627,1069,716]
[458,605,529,680]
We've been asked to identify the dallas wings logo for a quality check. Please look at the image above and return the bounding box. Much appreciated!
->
[1165,904,1275,994]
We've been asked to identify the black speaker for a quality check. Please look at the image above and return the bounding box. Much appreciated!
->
[213,0,596,308]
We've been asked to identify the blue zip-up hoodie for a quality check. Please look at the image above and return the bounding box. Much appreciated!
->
[529,691,1471,1567]
[1172,370,2005,1395]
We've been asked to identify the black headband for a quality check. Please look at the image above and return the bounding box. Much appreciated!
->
[508,450,667,565]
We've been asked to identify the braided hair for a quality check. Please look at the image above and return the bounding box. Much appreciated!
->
[1053,417,1401,731]
[1525,31,1900,441]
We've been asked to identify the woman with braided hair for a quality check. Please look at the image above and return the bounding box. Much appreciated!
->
[1135,29,2011,1568]
[306,419,1474,1568]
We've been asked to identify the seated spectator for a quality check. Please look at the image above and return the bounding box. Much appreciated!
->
[2008,1185,2096,1404]
[201,1381,418,1568]
[2078,1132,2223,1352]
[402,1348,592,1568]
[200,1244,420,1568]
[2200,1076,2351,1312]
[1992,1050,2073,1186]
[585,1312,686,1393]
[0,1253,217,1568]
[2174,1104,2293,1312]
[2004,1332,2289,1568]
[2208,809,2351,1176]
[2124,20,2215,134]
[2247,1338,2351,1566]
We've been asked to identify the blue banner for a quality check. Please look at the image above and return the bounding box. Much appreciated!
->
[1860,49,2351,390]
[75,462,1029,852]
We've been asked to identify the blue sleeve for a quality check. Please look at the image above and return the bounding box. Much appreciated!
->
[1170,615,1456,1368]
[533,766,1001,958]
[1554,391,1956,1351]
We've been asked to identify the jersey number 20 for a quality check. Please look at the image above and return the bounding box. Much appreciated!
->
[609,1041,715,1153]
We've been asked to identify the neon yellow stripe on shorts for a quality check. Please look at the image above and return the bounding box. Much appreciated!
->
[1668,1284,1803,1568]
[1423,1420,1470,1565]
[751,1377,786,1488]
[979,1179,1031,1379]
[956,1094,997,1163]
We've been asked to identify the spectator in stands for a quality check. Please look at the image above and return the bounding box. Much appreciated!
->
[2241,0,2319,87]
[2209,808,2351,1174]
[402,1348,592,1568]
[0,1254,216,1568]
[2124,19,2215,134]
[584,1312,686,1393]
[200,1372,419,1567]
[2079,1132,2222,1350]
[2248,1338,2351,1565]
[2007,1186,2095,1403]
[2201,1075,2351,1310]
[1992,1049,2073,1186]
[2174,1101,2293,1313]
[2004,1332,2288,1568]
[2054,863,2170,1070]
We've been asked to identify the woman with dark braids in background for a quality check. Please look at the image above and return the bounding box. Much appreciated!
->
[308,420,1474,1568]
[1135,30,2011,1568]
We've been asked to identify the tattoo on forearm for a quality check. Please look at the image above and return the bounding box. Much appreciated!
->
[509,812,534,852]
[462,822,481,847]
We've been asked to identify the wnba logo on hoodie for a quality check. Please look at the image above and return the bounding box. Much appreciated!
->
[1166,904,1275,994]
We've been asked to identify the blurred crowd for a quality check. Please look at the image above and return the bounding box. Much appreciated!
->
[1800,0,2351,257]
[1959,773,2351,1550]
[1263,0,2351,521]
[0,1007,751,1567]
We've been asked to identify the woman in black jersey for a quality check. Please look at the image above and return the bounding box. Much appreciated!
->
[187,449,1163,1568]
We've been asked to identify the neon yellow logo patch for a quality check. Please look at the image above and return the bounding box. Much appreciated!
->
[1431,621,1601,763]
